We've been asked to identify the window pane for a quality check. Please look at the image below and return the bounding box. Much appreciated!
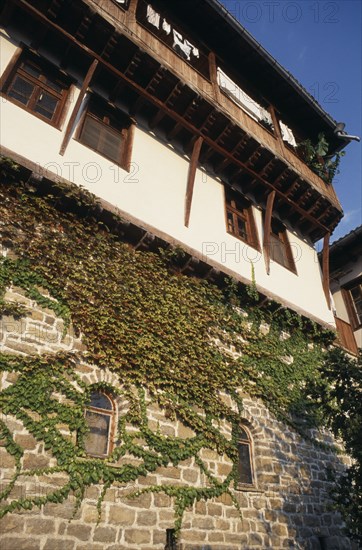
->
[84,410,110,456]
[34,91,58,120]
[270,233,287,267]
[21,62,42,79]
[8,76,35,106]
[236,216,247,240]
[239,427,249,441]
[80,116,123,164]
[238,442,253,484]
[350,284,362,324]
[89,391,113,410]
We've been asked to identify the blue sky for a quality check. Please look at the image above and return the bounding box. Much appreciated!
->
[219,0,362,243]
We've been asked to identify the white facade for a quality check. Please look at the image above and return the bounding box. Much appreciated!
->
[0,33,335,327]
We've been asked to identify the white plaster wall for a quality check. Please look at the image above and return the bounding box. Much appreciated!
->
[0,34,335,327]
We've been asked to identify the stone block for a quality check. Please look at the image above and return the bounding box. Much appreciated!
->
[0,537,43,550]
[207,503,222,516]
[43,500,81,520]
[192,516,214,530]
[22,452,50,470]
[156,466,180,479]
[25,518,55,535]
[136,510,157,526]
[66,523,92,541]
[153,493,172,508]
[125,493,152,508]
[108,505,136,525]
[0,449,16,468]
[81,504,99,523]
[182,469,199,483]
[93,526,118,543]
[124,529,151,544]
[43,539,75,550]
[15,434,38,450]
[0,514,25,534]
[181,530,207,542]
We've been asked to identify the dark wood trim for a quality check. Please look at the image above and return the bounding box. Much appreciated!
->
[341,288,360,330]
[268,105,284,154]
[0,44,23,90]
[10,0,333,238]
[59,58,98,156]
[335,316,358,355]
[208,52,221,103]
[122,121,136,172]
[185,136,203,227]
[322,232,331,309]
[263,190,276,275]
[224,190,261,251]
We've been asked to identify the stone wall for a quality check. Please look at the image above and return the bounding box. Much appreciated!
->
[0,285,355,550]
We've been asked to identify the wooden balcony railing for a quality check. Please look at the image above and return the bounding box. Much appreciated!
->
[335,316,358,355]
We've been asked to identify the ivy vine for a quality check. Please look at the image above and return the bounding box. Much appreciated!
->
[0,159,340,535]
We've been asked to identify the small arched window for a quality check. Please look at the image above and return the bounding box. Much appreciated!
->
[237,426,254,486]
[84,391,114,458]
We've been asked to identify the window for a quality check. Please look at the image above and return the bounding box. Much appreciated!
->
[225,189,260,250]
[77,97,133,168]
[84,391,114,458]
[236,426,254,487]
[342,278,362,330]
[269,220,296,273]
[1,52,70,127]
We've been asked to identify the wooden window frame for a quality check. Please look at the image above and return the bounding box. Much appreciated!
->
[235,425,255,490]
[341,277,362,331]
[269,220,297,274]
[76,96,134,170]
[84,391,115,459]
[225,189,260,251]
[0,49,71,129]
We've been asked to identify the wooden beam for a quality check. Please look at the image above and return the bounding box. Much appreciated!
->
[59,58,98,156]
[263,190,276,275]
[269,105,284,154]
[185,137,203,227]
[14,0,333,236]
[208,52,221,103]
[322,232,331,309]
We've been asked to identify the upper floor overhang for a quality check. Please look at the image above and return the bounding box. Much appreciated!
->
[0,0,346,241]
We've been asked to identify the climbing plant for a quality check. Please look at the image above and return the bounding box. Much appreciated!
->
[0,158,343,535]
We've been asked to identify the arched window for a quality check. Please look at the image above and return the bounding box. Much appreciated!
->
[84,391,114,458]
[237,426,254,486]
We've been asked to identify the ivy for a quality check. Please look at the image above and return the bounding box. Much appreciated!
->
[0,167,347,537]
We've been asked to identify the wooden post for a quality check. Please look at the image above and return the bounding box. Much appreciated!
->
[185,136,203,227]
[269,105,284,154]
[263,190,276,275]
[322,232,331,309]
[59,58,98,156]
[208,52,221,103]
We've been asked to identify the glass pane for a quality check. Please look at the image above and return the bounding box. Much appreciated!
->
[80,116,123,163]
[238,442,253,484]
[270,234,287,267]
[21,62,42,79]
[350,284,362,323]
[84,410,110,456]
[227,211,234,233]
[45,77,64,94]
[236,215,247,240]
[90,391,113,410]
[34,91,58,120]
[239,427,249,441]
[8,76,35,106]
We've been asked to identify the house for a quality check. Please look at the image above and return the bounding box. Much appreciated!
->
[0,1,359,549]
[328,226,362,353]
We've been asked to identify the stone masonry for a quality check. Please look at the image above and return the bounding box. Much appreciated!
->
[0,284,356,550]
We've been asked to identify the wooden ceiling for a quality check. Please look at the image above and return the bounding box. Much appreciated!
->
[1,0,344,242]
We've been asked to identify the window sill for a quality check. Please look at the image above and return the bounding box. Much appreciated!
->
[234,484,263,493]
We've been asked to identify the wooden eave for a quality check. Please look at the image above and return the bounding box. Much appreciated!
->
[1,0,344,242]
